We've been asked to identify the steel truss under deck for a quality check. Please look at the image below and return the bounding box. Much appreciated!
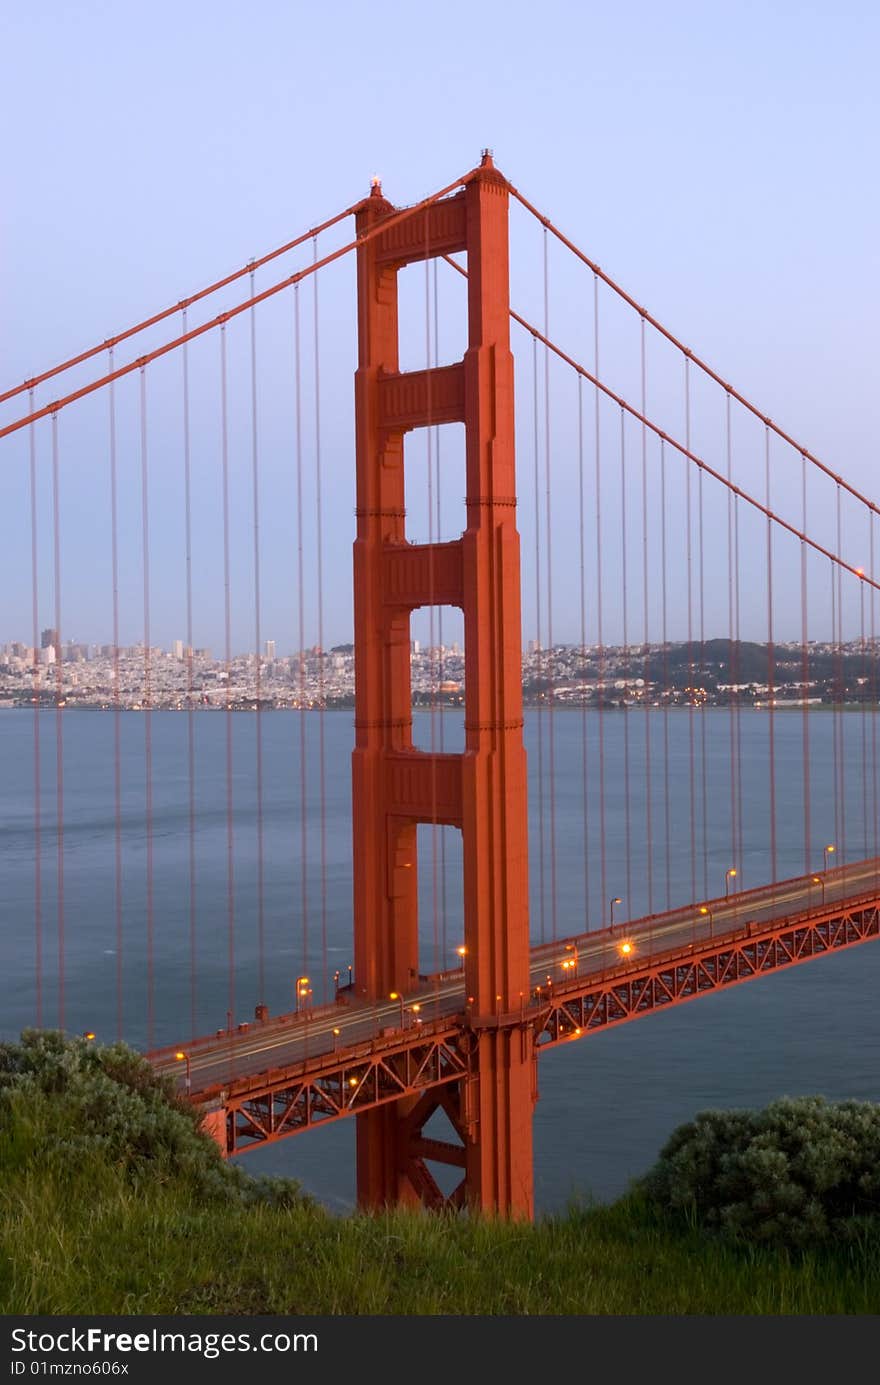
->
[191,895,880,1163]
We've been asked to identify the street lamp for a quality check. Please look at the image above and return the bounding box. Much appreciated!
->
[823,843,835,873]
[389,991,405,1027]
[610,896,622,927]
[332,1026,341,1053]
[82,1031,96,1042]
[812,874,825,905]
[699,904,713,937]
[562,941,579,977]
[295,976,310,1015]
[456,945,467,963]
[174,1050,191,1096]
[725,868,737,897]
[333,969,341,998]
[619,940,634,957]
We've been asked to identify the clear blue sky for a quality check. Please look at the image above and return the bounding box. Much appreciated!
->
[1,0,878,651]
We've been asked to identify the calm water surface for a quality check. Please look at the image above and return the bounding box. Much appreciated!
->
[1,707,878,1212]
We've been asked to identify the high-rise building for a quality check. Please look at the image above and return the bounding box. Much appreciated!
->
[172,639,184,660]
[41,628,59,652]
[265,639,276,661]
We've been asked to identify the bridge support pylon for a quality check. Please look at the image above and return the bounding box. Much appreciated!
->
[352,153,535,1218]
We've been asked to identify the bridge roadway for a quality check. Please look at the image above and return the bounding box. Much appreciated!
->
[151,857,880,1097]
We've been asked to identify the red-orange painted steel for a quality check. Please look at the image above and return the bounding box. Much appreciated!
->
[351,156,535,1217]
[185,893,880,1160]
[441,254,880,596]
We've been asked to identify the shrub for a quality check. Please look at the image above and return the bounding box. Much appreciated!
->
[639,1095,880,1247]
[0,1030,310,1211]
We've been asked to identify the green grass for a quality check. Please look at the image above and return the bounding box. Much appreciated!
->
[1,1033,879,1315]
[4,1174,880,1315]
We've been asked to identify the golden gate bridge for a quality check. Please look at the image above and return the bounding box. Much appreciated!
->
[2,151,878,1218]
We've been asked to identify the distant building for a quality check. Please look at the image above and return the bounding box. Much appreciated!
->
[41,627,59,654]
[265,639,276,661]
[172,639,184,660]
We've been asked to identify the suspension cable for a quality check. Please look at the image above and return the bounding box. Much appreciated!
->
[442,252,880,594]
[507,183,880,520]
[0,203,359,407]
[1,171,480,442]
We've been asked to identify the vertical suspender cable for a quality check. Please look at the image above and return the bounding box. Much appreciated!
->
[594,275,607,923]
[698,463,709,899]
[734,465,744,881]
[726,393,738,879]
[433,259,448,962]
[294,286,308,984]
[871,512,878,872]
[543,229,558,941]
[182,312,197,1039]
[861,569,869,860]
[249,268,266,1007]
[619,408,632,913]
[835,485,846,872]
[425,249,440,976]
[577,375,590,926]
[219,328,235,1045]
[139,370,154,1048]
[661,439,671,908]
[640,318,653,915]
[532,335,545,942]
[52,414,64,1031]
[684,362,697,907]
[108,350,123,1039]
[29,394,42,1028]
[313,239,329,1002]
[765,427,777,882]
[801,454,811,876]
[830,552,840,863]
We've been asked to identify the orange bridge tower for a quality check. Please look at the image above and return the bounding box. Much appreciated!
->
[352,153,535,1217]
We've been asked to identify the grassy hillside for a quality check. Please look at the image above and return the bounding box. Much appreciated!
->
[1,1032,878,1315]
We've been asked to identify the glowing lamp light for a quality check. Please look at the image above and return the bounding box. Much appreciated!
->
[620,941,633,956]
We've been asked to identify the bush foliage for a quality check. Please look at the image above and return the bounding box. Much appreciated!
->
[0,1029,308,1209]
[639,1095,880,1247]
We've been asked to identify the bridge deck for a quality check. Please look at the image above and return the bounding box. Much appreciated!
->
[149,858,880,1155]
